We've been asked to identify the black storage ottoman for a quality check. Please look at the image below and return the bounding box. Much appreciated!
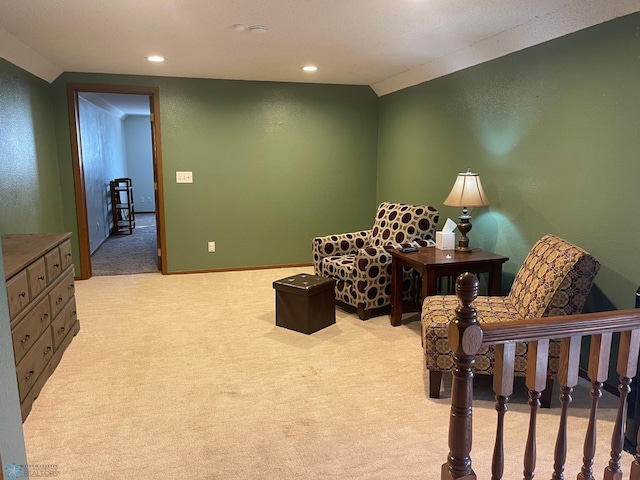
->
[273,273,336,334]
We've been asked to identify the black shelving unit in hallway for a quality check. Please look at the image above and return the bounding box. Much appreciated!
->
[110,178,135,235]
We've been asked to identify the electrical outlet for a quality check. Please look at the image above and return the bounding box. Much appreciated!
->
[208,241,216,253]
[176,171,193,183]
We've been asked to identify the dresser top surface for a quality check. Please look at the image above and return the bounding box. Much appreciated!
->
[2,233,72,279]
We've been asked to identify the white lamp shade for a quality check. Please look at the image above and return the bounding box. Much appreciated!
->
[443,171,489,207]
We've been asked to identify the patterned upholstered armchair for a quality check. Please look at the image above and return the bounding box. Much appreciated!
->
[313,202,439,320]
[421,234,600,402]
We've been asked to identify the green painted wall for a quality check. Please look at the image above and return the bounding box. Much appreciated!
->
[0,58,65,235]
[51,74,379,272]
[2,12,639,305]
[377,12,640,311]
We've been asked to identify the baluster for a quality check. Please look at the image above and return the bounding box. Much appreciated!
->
[524,390,542,480]
[442,273,482,480]
[604,330,640,480]
[492,343,515,480]
[578,333,612,480]
[552,385,574,480]
[551,336,581,480]
[523,339,549,480]
[633,427,640,480]
[604,375,632,480]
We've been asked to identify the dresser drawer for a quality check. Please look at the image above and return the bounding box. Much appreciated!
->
[27,257,47,298]
[51,297,77,350]
[15,330,54,401]
[44,248,62,282]
[59,240,73,270]
[6,270,30,318]
[49,270,75,319]
[11,296,52,364]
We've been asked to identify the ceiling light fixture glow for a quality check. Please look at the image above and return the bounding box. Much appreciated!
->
[147,55,165,62]
[233,24,246,32]
[302,65,318,72]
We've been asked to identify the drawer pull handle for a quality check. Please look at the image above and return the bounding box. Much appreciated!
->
[44,346,52,355]
[25,370,34,381]
[19,292,26,298]
[21,334,31,343]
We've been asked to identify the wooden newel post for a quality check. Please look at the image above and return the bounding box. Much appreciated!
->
[442,273,482,480]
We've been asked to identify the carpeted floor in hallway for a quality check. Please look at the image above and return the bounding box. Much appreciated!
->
[91,213,158,276]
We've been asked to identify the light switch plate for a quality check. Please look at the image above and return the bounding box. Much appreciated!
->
[176,171,193,183]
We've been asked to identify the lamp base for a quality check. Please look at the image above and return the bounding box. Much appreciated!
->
[456,211,473,252]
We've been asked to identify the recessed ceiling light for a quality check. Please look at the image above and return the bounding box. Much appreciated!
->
[147,55,165,63]
[302,66,318,72]
[233,24,246,32]
[248,25,269,33]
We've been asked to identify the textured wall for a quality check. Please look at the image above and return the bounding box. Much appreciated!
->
[0,58,64,235]
[51,75,379,272]
[377,12,640,310]
[78,96,128,252]
[124,115,155,213]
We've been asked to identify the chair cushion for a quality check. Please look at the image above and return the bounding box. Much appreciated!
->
[321,255,356,283]
[369,202,439,247]
[422,295,525,375]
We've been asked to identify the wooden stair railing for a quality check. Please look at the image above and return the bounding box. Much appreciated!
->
[442,272,640,480]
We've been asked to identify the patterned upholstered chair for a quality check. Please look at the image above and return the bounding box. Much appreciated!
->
[421,234,600,401]
[313,202,439,320]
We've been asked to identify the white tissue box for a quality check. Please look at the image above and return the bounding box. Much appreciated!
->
[435,231,455,250]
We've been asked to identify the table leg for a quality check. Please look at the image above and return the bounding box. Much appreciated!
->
[391,259,403,326]
[488,265,503,295]
[424,270,437,298]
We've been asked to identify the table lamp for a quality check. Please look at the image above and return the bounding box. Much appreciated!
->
[443,169,489,252]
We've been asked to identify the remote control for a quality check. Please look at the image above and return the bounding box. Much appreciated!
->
[400,246,419,253]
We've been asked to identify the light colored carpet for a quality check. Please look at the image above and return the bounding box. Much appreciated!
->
[22,267,633,479]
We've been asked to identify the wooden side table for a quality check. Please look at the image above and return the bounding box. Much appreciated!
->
[389,247,509,326]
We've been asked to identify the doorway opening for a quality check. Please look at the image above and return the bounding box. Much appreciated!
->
[67,84,167,279]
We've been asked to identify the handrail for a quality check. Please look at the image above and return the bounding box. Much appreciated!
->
[481,309,640,345]
[441,272,640,480]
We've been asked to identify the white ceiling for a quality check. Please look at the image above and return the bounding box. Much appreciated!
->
[0,0,638,96]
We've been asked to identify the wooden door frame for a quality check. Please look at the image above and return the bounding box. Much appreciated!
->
[66,83,167,278]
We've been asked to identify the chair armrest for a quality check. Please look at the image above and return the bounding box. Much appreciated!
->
[312,230,370,274]
[398,238,436,249]
[313,230,371,257]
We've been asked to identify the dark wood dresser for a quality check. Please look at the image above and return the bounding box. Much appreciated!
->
[2,233,80,420]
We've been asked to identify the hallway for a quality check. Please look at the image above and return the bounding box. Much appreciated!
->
[90,213,158,275]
